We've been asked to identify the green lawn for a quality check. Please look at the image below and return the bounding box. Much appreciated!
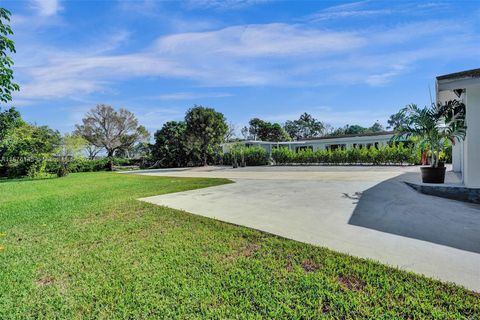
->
[0,172,478,319]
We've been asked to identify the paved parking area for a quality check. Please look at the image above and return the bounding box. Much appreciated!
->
[132,166,480,291]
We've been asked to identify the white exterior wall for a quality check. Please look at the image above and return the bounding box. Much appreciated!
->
[451,141,463,173]
[438,90,465,175]
[464,87,480,187]
[223,134,395,154]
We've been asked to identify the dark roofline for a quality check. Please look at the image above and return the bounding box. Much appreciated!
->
[232,131,394,144]
[436,68,480,81]
[298,131,394,142]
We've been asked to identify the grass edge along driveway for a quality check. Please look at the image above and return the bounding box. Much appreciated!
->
[0,172,478,319]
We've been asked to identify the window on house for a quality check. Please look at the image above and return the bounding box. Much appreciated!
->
[327,144,346,151]
[295,146,313,153]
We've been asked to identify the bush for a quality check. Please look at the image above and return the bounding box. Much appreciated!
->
[222,146,269,166]
[0,157,140,179]
[272,144,418,165]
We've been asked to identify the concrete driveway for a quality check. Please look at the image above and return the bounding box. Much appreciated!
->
[133,166,480,291]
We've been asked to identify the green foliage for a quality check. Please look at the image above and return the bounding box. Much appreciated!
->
[75,104,149,171]
[223,146,269,166]
[272,144,418,165]
[284,113,326,140]
[387,109,409,131]
[0,8,20,104]
[151,121,188,167]
[258,122,291,142]
[244,118,291,142]
[185,105,228,166]
[0,123,61,178]
[0,107,22,141]
[394,101,466,167]
[46,157,136,174]
[329,122,385,137]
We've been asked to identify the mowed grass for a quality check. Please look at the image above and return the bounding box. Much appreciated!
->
[0,172,478,319]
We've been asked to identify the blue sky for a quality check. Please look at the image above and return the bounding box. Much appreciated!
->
[5,0,480,136]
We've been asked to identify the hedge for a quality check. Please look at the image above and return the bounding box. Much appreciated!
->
[222,146,269,166]
[0,157,140,178]
[272,143,419,165]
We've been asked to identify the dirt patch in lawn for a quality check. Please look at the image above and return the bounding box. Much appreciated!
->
[301,259,321,272]
[37,275,55,287]
[223,243,261,262]
[337,275,365,292]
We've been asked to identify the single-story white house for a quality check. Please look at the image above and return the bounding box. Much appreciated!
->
[223,131,395,155]
[436,68,480,188]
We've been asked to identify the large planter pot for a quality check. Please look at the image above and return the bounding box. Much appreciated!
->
[420,166,446,184]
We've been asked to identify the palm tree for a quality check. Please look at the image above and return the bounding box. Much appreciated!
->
[394,100,466,168]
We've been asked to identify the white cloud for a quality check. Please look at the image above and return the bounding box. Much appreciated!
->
[308,1,392,21]
[156,23,364,57]
[12,15,480,102]
[30,0,61,16]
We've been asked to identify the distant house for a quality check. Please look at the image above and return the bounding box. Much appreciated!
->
[223,131,396,155]
[436,68,480,188]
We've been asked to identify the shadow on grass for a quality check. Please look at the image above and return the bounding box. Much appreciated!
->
[347,172,480,254]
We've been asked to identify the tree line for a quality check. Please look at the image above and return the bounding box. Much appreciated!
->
[239,113,387,142]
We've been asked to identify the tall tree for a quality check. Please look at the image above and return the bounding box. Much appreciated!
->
[258,122,291,142]
[185,106,227,166]
[0,8,19,104]
[244,118,291,142]
[0,106,22,142]
[369,121,384,133]
[152,121,188,168]
[54,134,88,177]
[0,7,21,149]
[75,104,149,170]
[387,110,409,131]
[284,113,325,140]
[225,121,237,142]
[247,118,265,141]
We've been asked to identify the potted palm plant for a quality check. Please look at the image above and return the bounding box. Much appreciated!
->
[394,100,466,183]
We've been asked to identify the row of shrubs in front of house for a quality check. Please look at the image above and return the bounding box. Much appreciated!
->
[222,146,270,166]
[221,144,420,166]
[272,143,419,165]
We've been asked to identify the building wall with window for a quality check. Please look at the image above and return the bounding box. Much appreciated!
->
[223,132,395,155]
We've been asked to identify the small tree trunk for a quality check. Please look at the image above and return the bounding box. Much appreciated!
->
[107,150,114,171]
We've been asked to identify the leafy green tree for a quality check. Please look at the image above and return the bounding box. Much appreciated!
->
[0,8,19,104]
[152,121,188,167]
[54,134,88,177]
[1,123,61,177]
[0,7,22,157]
[185,106,227,166]
[244,118,291,142]
[329,122,385,137]
[0,106,22,143]
[258,122,291,142]
[387,110,409,131]
[369,121,384,133]
[394,101,466,167]
[75,104,149,170]
[246,118,265,140]
[284,113,325,140]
